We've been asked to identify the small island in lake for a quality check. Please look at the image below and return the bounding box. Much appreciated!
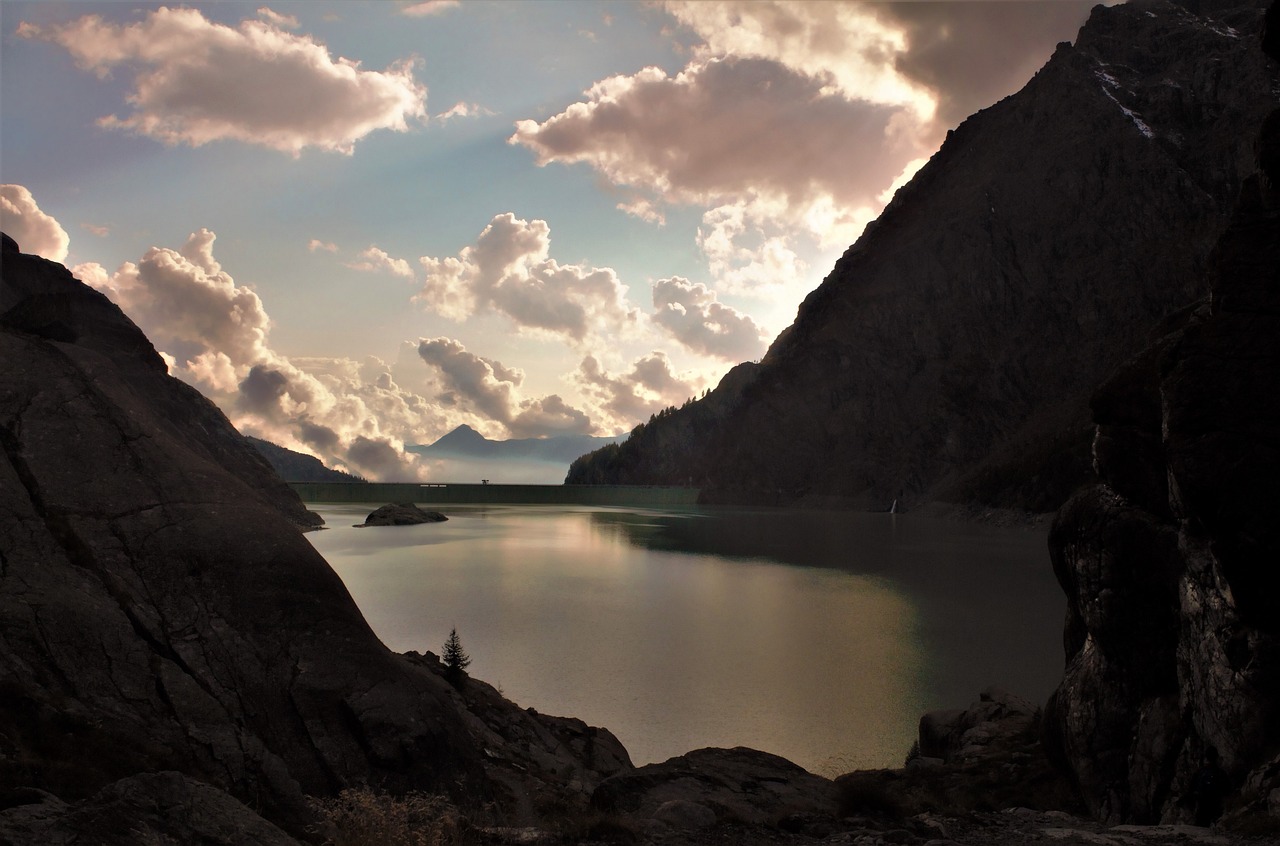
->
[357,502,449,527]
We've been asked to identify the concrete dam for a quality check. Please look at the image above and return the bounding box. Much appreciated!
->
[289,482,701,507]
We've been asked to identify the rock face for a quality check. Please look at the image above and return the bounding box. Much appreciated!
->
[591,747,838,833]
[1044,8,1280,825]
[358,503,448,526]
[567,0,1278,513]
[0,244,628,841]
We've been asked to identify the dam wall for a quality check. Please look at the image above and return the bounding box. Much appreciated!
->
[290,482,700,507]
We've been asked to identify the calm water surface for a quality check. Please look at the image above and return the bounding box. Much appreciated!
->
[305,504,1063,776]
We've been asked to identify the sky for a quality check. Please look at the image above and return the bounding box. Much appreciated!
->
[1,0,1097,481]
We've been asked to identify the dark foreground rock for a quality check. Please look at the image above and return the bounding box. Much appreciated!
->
[592,747,839,836]
[1044,7,1280,828]
[359,502,449,527]
[0,243,628,842]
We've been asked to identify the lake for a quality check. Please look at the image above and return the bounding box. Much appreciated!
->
[305,504,1064,776]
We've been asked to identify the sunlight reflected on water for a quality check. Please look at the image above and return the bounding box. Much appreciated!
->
[306,504,1059,775]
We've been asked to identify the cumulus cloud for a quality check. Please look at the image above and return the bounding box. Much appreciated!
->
[18,6,427,155]
[256,7,298,29]
[869,2,1098,127]
[0,184,70,262]
[76,228,453,480]
[308,238,338,252]
[417,212,640,343]
[403,1,459,17]
[661,1,932,116]
[436,101,494,121]
[512,2,1092,300]
[651,276,766,362]
[347,245,414,278]
[574,352,702,428]
[418,337,593,438]
[513,58,912,223]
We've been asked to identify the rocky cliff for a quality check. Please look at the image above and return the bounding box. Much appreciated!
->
[1044,4,1280,825]
[0,238,629,842]
[567,0,1279,513]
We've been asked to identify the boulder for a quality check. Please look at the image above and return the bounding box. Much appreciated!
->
[0,772,300,846]
[358,502,448,526]
[591,747,838,828]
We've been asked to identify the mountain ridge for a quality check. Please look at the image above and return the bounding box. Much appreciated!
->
[566,0,1279,512]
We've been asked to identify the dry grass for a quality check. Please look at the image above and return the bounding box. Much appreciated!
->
[309,787,474,846]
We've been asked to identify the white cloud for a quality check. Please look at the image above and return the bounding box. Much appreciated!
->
[510,2,1092,304]
[661,1,934,117]
[18,7,427,155]
[436,101,494,121]
[76,228,448,480]
[651,276,766,362]
[0,184,70,262]
[347,245,414,279]
[510,57,923,300]
[308,238,338,252]
[417,212,640,344]
[256,7,298,29]
[81,222,110,237]
[417,337,593,438]
[574,352,702,429]
[402,1,459,17]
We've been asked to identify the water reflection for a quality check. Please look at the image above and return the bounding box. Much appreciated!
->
[306,504,1060,776]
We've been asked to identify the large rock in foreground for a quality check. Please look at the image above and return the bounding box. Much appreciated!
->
[0,242,627,839]
[1044,15,1280,825]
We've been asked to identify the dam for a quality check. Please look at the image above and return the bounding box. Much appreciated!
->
[289,481,701,507]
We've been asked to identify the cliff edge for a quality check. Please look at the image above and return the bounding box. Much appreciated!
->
[0,240,629,843]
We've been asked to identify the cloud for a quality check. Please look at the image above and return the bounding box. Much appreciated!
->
[81,222,110,237]
[513,58,914,223]
[510,57,918,297]
[417,212,640,343]
[651,276,767,362]
[18,7,427,155]
[660,1,933,116]
[436,101,494,121]
[574,352,702,427]
[511,3,1092,301]
[308,238,338,252]
[76,228,452,480]
[403,1,459,17]
[417,337,593,437]
[256,7,298,29]
[868,2,1097,127]
[0,184,70,262]
[347,245,414,278]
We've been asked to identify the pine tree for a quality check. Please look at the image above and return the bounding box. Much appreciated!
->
[441,627,471,689]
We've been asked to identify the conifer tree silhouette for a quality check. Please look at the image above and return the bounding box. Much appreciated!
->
[441,627,471,689]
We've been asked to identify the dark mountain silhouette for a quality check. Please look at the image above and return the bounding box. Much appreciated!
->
[0,236,630,842]
[567,0,1279,513]
[410,424,622,465]
[1046,5,1280,822]
[246,435,365,483]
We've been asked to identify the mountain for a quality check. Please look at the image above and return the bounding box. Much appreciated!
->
[0,236,630,842]
[1045,10,1280,823]
[567,0,1280,513]
[246,435,365,483]
[411,424,622,464]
